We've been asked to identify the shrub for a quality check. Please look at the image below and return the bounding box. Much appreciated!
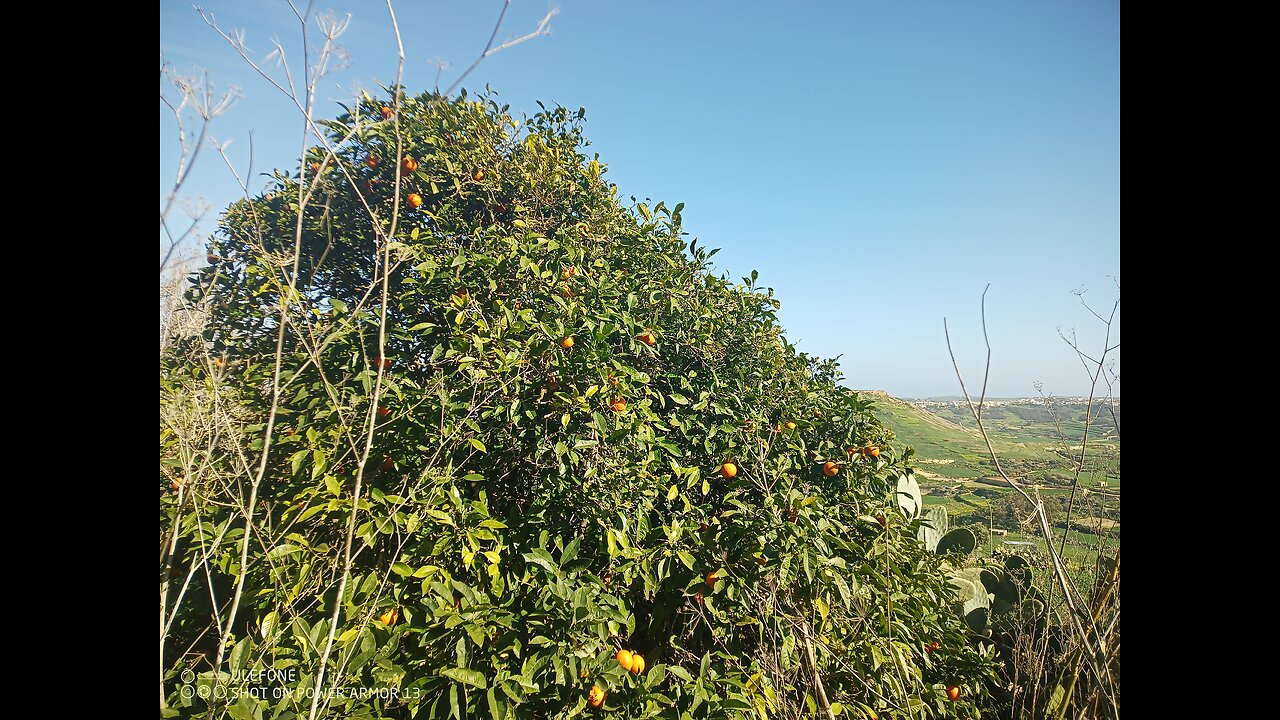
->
[160,89,997,719]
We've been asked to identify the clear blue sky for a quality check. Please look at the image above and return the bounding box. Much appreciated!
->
[161,0,1119,399]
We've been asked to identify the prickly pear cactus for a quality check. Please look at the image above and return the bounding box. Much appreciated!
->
[949,567,992,634]
[895,473,923,519]
[919,505,948,551]
[936,528,977,556]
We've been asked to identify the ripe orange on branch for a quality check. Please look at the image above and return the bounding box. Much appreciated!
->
[615,649,634,671]
[587,685,606,708]
[407,193,424,209]
[823,461,840,477]
[720,462,738,479]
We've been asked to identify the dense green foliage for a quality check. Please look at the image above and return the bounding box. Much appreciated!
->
[160,89,998,719]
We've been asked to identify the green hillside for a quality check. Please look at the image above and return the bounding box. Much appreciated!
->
[866,393,1066,479]
[861,391,1120,593]
[862,390,1120,525]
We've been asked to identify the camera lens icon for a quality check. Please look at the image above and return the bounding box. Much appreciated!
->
[197,685,211,699]
[180,669,195,684]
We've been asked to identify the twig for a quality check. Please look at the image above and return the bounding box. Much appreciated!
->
[944,286,1105,678]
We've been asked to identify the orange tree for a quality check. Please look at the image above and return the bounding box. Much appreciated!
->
[160,89,998,719]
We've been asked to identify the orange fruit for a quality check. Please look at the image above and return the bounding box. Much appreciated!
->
[772,424,782,433]
[629,654,645,675]
[869,446,881,457]
[785,421,797,430]
[377,406,392,418]
[401,156,418,173]
[377,607,399,625]
[365,155,379,169]
[615,649,634,671]
[638,331,655,345]
[587,685,606,708]
[706,571,718,588]
[946,685,960,701]
[561,336,575,349]
[214,357,226,369]
[380,456,395,471]
[407,193,424,209]
[472,168,485,182]
[562,265,577,279]
[823,461,840,477]
[720,462,738,479]
[376,356,393,371]
[380,105,393,119]
[610,398,627,413]
[310,161,322,175]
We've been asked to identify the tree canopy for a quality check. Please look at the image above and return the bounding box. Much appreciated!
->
[160,89,996,719]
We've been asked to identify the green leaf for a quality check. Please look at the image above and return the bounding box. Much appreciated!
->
[229,637,251,676]
[561,537,581,565]
[441,667,488,689]
[667,665,694,682]
[267,544,303,560]
[226,697,258,720]
[522,549,560,576]
[391,562,414,577]
[469,438,487,452]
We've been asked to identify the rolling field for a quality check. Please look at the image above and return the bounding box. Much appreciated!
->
[863,391,1120,587]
